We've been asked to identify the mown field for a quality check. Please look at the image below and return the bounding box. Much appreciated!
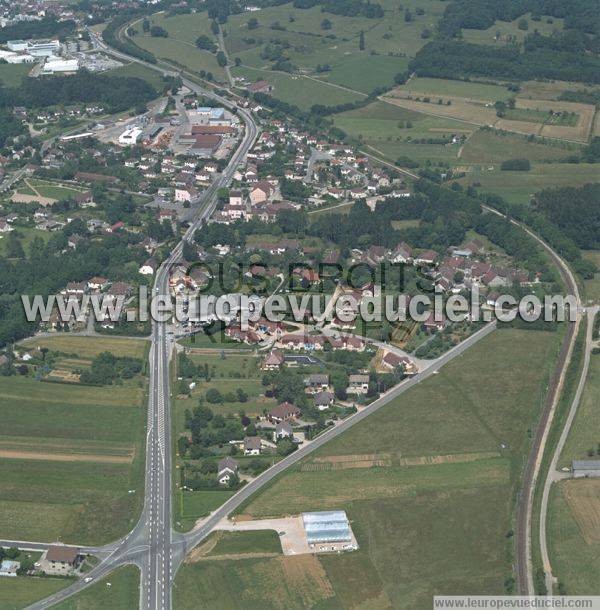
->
[174,328,558,609]
[559,353,600,467]
[105,61,166,91]
[0,336,148,544]
[53,565,140,610]
[547,479,600,595]
[0,576,73,610]
[459,129,579,164]
[458,164,600,206]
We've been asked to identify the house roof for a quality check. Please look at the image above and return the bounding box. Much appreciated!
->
[218,456,238,473]
[46,545,79,563]
[244,436,261,450]
[269,402,300,419]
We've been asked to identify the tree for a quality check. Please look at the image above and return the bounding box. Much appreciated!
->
[216,51,227,67]
[196,35,216,53]
[150,25,168,38]
[142,18,150,33]
[359,30,365,51]
[321,18,332,30]
[247,17,259,30]
[205,388,223,403]
[518,18,528,31]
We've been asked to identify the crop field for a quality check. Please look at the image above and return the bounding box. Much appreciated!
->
[0,336,148,544]
[462,13,564,47]
[559,354,600,467]
[459,130,579,164]
[548,480,600,594]
[458,164,600,206]
[0,63,31,88]
[396,76,513,101]
[54,565,140,610]
[22,335,147,359]
[383,85,595,143]
[172,328,557,608]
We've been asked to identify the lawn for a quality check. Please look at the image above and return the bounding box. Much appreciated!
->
[0,63,31,88]
[174,328,558,608]
[0,227,52,258]
[460,129,580,164]
[53,565,140,610]
[547,479,600,594]
[0,336,147,544]
[459,164,600,205]
[176,490,235,531]
[28,179,86,201]
[0,576,73,610]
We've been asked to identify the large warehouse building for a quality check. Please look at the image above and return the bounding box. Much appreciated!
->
[302,511,354,545]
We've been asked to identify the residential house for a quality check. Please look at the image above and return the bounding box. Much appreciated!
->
[139,258,158,275]
[268,402,301,423]
[243,436,261,456]
[217,457,238,485]
[304,374,329,393]
[314,390,334,411]
[273,421,294,442]
[347,374,370,395]
[261,349,285,370]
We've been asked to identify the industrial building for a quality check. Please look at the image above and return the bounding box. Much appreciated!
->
[302,511,355,546]
[27,40,60,57]
[0,49,34,63]
[572,460,600,478]
[118,126,143,146]
[7,40,28,52]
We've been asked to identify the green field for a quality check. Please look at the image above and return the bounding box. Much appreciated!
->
[54,565,140,610]
[207,530,282,556]
[22,335,147,359]
[0,227,52,258]
[459,164,600,205]
[105,61,166,91]
[547,479,600,595]
[232,65,364,110]
[0,576,72,610]
[0,63,31,88]
[559,353,600,467]
[174,328,558,608]
[0,336,148,544]
[176,490,235,531]
[582,251,600,304]
[460,129,579,164]
[133,34,228,81]
[396,76,513,101]
[28,179,86,201]
[463,13,564,47]
[334,100,474,164]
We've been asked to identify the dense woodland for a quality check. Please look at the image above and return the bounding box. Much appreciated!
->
[0,71,157,114]
[0,17,76,43]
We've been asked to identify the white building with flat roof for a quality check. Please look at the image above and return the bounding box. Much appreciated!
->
[7,40,28,52]
[42,58,79,73]
[118,126,143,146]
[28,40,60,57]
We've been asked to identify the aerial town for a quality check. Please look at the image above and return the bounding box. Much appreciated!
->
[0,0,599,608]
